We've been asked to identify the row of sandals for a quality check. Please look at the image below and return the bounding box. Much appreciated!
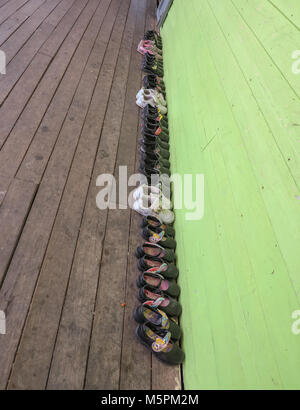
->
[132,30,185,365]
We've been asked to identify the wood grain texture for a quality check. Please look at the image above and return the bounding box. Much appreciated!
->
[0,0,29,25]
[0,177,37,285]
[0,173,11,206]
[0,0,181,390]
[119,0,151,391]
[0,0,76,104]
[0,0,102,389]
[0,0,47,46]
[84,0,143,390]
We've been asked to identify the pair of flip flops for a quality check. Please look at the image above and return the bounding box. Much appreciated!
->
[134,299,184,365]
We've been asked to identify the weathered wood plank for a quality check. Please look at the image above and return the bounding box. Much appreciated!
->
[118,0,152,391]
[0,174,11,207]
[0,0,47,46]
[0,0,63,54]
[6,0,127,390]
[0,0,77,104]
[83,0,147,391]
[0,0,106,390]
[39,0,90,57]
[0,1,11,9]
[0,0,173,390]
[47,1,136,389]
[0,51,52,146]
[0,0,92,167]
[0,0,29,25]
[16,0,113,184]
[0,177,37,285]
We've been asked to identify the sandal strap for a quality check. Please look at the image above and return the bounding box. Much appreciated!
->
[145,262,168,273]
[143,242,165,257]
[142,303,169,330]
[152,331,171,353]
[143,296,164,309]
[142,271,165,288]
[148,229,165,243]
[143,286,164,300]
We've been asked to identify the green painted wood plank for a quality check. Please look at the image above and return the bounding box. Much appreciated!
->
[193,0,300,388]
[267,0,300,29]
[163,2,263,390]
[179,0,285,388]
[162,6,221,389]
[164,7,247,390]
[210,0,300,189]
[206,0,300,312]
[161,0,300,389]
[232,0,300,97]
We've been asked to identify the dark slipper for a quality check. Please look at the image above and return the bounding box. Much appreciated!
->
[158,138,169,151]
[138,286,182,317]
[137,271,180,298]
[143,78,166,96]
[140,142,170,160]
[139,139,170,158]
[158,132,170,143]
[140,215,175,237]
[142,58,163,71]
[133,302,181,340]
[137,256,178,279]
[143,74,166,90]
[135,323,184,365]
[136,242,175,262]
[142,104,159,117]
[144,30,162,42]
[144,73,165,88]
[140,162,171,178]
[142,137,169,151]
[143,125,169,142]
[160,117,168,128]
[142,227,176,249]
[144,55,164,69]
[146,126,169,143]
[143,120,168,136]
[137,168,170,189]
[142,130,170,146]
[141,131,157,144]
[141,157,170,173]
[140,152,171,169]
[142,63,164,78]
[142,155,170,170]
[155,125,169,136]
[142,107,168,125]
[142,117,160,129]
[139,166,159,184]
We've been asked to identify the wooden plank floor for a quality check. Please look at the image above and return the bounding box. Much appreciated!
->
[0,0,181,390]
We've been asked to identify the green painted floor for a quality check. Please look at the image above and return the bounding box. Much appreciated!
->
[161,0,300,390]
